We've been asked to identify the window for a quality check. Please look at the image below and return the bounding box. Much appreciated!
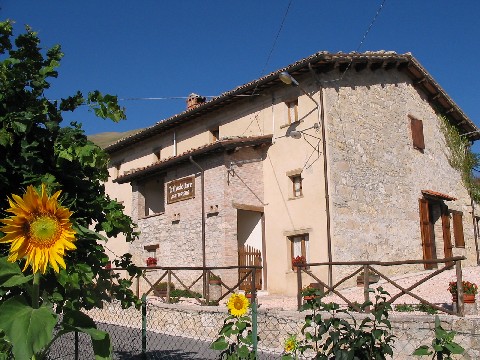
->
[289,234,309,270]
[450,210,465,248]
[287,169,303,199]
[409,115,425,151]
[210,128,220,143]
[140,177,165,217]
[291,175,302,198]
[285,99,299,125]
[144,244,159,264]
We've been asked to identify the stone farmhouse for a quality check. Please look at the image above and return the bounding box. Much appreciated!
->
[104,51,480,296]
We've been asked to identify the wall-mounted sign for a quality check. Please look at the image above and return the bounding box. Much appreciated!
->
[167,175,195,204]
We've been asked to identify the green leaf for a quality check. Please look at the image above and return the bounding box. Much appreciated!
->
[237,344,250,358]
[0,257,33,287]
[210,337,228,351]
[60,310,111,360]
[0,296,57,360]
[444,342,465,354]
[412,345,432,355]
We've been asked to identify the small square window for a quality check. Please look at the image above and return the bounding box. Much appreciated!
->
[289,234,309,270]
[285,99,299,125]
[140,178,165,217]
[291,175,303,198]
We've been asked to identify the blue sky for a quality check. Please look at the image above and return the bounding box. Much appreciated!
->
[2,1,480,148]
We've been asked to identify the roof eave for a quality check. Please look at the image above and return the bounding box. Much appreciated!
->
[113,135,272,184]
[105,52,479,152]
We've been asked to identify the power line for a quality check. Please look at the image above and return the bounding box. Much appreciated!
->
[323,0,388,84]
[251,0,293,96]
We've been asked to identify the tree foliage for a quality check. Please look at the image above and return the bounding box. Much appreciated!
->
[0,19,140,316]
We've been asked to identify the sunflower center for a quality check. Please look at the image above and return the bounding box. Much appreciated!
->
[29,215,60,245]
[234,298,243,310]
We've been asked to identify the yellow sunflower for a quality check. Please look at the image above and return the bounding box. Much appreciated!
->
[0,184,76,274]
[226,293,249,317]
[284,335,298,353]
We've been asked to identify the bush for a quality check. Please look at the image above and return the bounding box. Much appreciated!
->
[170,289,202,298]
[154,282,175,291]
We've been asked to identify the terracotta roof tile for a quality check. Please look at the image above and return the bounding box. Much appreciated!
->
[421,190,457,201]
[114,135,272,184]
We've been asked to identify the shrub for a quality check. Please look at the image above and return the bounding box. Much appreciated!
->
[154,282,175,291]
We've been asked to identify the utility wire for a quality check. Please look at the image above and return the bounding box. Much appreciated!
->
[322,0,388,85]
[251,0,293,96]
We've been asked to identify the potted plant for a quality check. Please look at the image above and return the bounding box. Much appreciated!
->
[209,272,222,285]
[448,281,478,303]
[292,255,306,270]
[301,285,317,301]
[146,257,157,267]
[356,269,380,286]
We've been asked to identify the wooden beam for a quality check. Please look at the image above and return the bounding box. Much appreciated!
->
[354,61,368,72]
[369,61,382,71]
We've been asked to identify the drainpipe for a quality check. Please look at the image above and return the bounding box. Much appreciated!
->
[309,64,333,288]
[189,156,206,297]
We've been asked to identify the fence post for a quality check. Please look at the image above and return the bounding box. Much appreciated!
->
[456,260,464,316]
[297,266,303,311]
[142,294,147,359]
[363,265,370,313]
[251,268,258,357]
[136,273,140,297]
[74,330,79,360]
[167,270,171,303]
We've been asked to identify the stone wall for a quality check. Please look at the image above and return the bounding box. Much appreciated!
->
[325,69,475,283]
[129,145,267,290]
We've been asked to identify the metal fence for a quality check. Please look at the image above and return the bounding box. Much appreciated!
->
[44,259,480,359]
[46,296,480,359]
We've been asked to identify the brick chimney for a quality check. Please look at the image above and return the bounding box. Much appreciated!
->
[186,93,206,110]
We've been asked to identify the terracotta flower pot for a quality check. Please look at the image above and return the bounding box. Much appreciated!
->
[452,294,476,303]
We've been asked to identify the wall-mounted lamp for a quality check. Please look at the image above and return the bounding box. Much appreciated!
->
[279,72,300,86]
[278,71,318,107]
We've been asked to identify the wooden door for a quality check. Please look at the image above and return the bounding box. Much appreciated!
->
[238,245,262,290]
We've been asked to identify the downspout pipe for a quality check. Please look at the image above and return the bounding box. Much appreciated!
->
[189,156,207,297]
[309,64,333,288]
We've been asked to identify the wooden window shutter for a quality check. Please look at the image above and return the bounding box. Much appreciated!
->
[452,211,465,248]
[419,198,435,269]
[441,206,453,266]
[410,117,425,150]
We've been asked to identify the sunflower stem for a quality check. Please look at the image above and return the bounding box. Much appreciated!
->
[32,272,41,309]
